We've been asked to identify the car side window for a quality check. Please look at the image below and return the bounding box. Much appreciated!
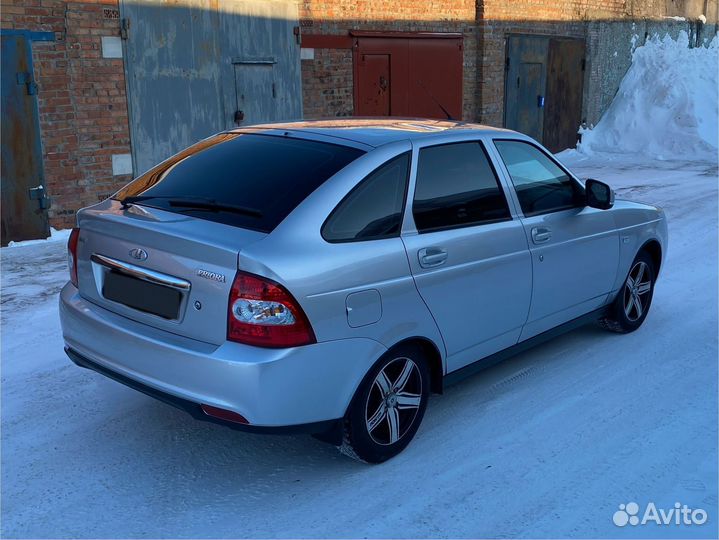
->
[322,153,410,242]
[413,141,511,233]
[494,140,583,216]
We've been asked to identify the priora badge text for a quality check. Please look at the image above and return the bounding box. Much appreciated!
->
[197,269,226,283]
[129,248,148,261]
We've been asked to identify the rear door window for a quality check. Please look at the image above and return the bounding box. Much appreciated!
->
[113,133,365,232]
[322,153,410,242]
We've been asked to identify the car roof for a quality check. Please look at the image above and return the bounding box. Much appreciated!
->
[228,118,516,149]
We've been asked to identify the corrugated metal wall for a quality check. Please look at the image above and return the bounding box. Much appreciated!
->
[120,0,302,175]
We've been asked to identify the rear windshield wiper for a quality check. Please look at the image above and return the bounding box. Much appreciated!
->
[120,195,163,207]
[168,198,263,218]
[120,195,262,218]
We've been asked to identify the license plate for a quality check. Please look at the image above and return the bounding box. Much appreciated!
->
[103,270,182,320]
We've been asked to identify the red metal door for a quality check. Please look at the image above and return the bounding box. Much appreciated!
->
[356,54,391,116]
[354,34,462,119]
[406,37,463,119]
[354,37,408,116]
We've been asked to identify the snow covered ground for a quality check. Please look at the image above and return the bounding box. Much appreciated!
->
[1,151,717,539]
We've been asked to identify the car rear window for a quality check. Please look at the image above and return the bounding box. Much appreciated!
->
[113,133,365,232]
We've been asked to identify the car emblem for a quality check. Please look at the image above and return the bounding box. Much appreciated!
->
[129,248,148,261]
[196,269,226,283]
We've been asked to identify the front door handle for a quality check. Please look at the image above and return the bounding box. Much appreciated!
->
[531,227,552,244]
[418,247,448,268]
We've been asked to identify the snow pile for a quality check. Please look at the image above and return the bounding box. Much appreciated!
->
[4,227,70,248]
[578,31,718,161]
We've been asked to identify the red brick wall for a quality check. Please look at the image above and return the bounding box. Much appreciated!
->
[1,0,131,229]
[299,0,710,127]
[301,47,354,118]
[297,0,631,124]
[298,0,479,121]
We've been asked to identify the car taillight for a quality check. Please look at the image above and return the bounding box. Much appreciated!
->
[227,271,316,348]
[67,227,80,287]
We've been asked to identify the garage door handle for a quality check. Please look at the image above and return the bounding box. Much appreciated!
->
[531,227,552,244]
[418,247,448,268]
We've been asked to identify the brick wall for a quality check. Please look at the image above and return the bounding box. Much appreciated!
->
[299,0,715,127]
[298,0,479,120]
[1,0,131,229]
[301,47,354,118]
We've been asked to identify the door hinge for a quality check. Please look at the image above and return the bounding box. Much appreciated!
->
[120,18,130,40]
[505,57,510,70]
[28,185,51,211]
[581,58,586,71]
[16,72,38,95]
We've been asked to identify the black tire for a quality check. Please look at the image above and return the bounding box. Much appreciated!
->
[340,343,430,463]
[599,250,656,333]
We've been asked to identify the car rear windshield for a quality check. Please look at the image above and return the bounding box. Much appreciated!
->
[113,133,366,232]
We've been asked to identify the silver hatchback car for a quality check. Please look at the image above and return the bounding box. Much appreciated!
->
[60,119,667,462]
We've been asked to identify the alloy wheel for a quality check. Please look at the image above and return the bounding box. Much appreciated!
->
[365,357,422,445]
[623,261,652,322]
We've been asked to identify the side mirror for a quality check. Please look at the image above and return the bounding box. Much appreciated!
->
[585,179,614,210]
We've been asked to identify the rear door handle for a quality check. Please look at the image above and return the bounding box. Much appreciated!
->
[531,227,552,244]
[418,247,448,268]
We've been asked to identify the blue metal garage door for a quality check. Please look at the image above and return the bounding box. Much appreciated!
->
[119,0,303,175]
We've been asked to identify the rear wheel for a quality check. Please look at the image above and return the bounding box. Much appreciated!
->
[600,251,656,333]
[340,344,430,463]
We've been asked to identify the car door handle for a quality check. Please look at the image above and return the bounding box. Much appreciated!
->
[418,247,448,268]
[531,227,552,244]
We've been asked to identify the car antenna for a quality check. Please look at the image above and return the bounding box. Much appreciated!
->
[417,80,455,121]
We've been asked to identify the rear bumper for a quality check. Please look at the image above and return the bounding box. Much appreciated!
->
[59,283,386,430]
[65,347,338,436]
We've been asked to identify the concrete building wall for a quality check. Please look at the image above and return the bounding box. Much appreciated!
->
[584,18,714,126]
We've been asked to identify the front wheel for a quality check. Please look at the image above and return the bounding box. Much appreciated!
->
[600,251,656,333]
[340,344,430,463]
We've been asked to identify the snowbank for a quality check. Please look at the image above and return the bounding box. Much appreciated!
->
[578,31,718,161]
[3,227,71,248]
